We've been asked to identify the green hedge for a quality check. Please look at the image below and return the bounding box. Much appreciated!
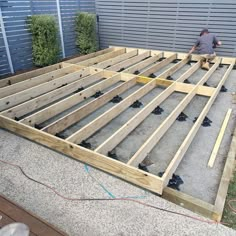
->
[75,12,98,54]
[28,15,60,67]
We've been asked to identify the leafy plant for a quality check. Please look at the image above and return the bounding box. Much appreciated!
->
[75,12,97,54]
[27,15,60,67]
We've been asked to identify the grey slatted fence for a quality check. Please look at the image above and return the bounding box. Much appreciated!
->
[96,0,236,57]
[0,0,95,77]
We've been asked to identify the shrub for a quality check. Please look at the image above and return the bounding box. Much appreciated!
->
[75,12,97,54]
[27,15,60,67]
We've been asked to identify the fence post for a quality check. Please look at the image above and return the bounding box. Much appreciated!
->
[56,0,65,58]
[0,6,14,74]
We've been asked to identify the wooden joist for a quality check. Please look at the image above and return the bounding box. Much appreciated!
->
[0,67,100,111]
[66,79,157,144]
[140,53,177,77]
[0,65,84,99]
[162,61,234,187]
[127,59,221,167]
[108,51,151,72]
[96,50,138,69]
[78,48,126,66]
[42,77,137,134]
[0,46,235,222]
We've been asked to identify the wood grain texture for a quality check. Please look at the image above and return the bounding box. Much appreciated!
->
[0,116,164,194]
[0,63,63,89]
[43,77,137,134]
[96,50,138,69]
[66,79,157,144]
[0,195,66,235]
[0,65,83,99]
[162,60,233,187]
[108,51,150,71]
[127,59,221,167]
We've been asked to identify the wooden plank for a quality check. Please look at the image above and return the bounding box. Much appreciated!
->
[208,109,232,168]
[1,71,115,119]
[123,54,163,74]
[94,57,193,155]
[20,73,124,126]
[42,77,137,134]
[140,53,177,77]
[0,210,36,236]
[0,210,15,228]
[66,79,157,144]
[175,83,215,97]
[127,59,221,167]
[0,115,164,194]
[213,123,236,221]
[0,67,99,111]
[0,63,64,88]
[162,61,234,188]
[78,49,126,66]
[176,61,201,82]
[0,195,66,236]
[96,50,138,69]
[137,76,215,97]
[108,51,150,72]
[65,47,115,64]
[0,65,84,99]
[157,57,189,79]
[123,46,234,65]
[190,54,235,65]
[95,84,175,155]
[162,188,216,219]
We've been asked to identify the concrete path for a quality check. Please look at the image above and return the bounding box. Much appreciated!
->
[0,129,235,236]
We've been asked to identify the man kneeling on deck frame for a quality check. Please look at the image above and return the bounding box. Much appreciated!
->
[188,28,222,70]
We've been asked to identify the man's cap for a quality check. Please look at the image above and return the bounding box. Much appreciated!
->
[200,28,209,36]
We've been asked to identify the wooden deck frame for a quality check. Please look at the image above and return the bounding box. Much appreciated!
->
[0,46,235,222]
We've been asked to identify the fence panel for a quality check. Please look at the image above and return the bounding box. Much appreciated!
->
[96,0,236,57]
[0,0,95,77]
[0,25,11,76]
